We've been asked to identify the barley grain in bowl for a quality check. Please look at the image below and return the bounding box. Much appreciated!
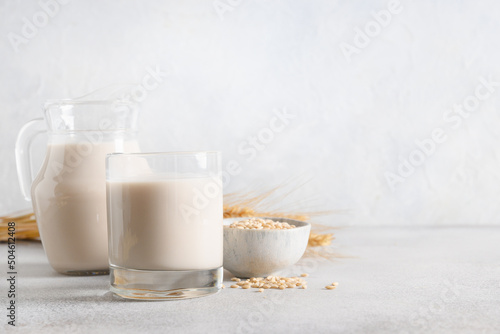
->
[223,217,311,278]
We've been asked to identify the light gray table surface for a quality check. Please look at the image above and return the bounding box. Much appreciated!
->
[2,227,500,334]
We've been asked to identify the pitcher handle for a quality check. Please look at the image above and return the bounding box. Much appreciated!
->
[15,118,46,201]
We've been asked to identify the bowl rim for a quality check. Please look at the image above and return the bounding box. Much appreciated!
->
[223,217,310,230]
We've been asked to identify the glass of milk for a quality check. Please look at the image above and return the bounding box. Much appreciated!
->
[106,151,223,300]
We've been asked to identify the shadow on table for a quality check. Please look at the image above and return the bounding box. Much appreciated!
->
[36,290,192,304]
[20,262,61,278]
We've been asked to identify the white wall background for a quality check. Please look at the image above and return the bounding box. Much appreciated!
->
[1,0,500,226]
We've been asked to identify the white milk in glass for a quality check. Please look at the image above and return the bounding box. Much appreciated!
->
[107,176,223,271]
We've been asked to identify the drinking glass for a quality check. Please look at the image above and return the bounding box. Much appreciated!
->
[106,151,223,300]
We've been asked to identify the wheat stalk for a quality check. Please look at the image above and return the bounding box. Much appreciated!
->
[223,184,335,247]
[0,210,40,241]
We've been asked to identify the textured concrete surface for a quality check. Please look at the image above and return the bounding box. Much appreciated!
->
[2,1,500,226]
[2,227,499,333]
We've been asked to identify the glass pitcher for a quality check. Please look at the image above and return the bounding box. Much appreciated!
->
[15,93,140,275]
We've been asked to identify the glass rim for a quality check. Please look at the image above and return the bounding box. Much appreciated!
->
[106,151,221,158]
[44,99,135,108]
[48,129,139,134]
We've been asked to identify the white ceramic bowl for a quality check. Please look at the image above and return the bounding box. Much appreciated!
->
[223,217,311,278]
